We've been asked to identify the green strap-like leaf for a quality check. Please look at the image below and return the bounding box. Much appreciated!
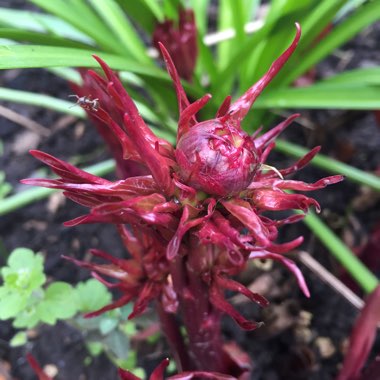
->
[29,0,124,55]
[297,0,346,47]
[0,28,93,49]
[255,84,380,110]
[115,0,159,33]
[315,67,380,86]
[88,0,152,63]
[0,87,86,117]
[141,0,164,22]
[282,0,380,85]
[0,8,92,43]
[189,0,210,36]
[276,139,380,192]
[302,211,379,293]
[0,45,168,80]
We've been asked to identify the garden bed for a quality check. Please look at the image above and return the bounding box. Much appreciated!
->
[0,6,379,380]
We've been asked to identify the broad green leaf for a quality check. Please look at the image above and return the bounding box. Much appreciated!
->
[75,279,112,313]
[1,248,45,291]
[118,350,139,372]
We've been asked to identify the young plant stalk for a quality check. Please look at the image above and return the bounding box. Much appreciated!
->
[22,24,343,378]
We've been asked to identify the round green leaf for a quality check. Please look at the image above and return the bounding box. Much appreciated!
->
[1,248,45,291]
[38,282,77,323]
[0,291,28,319]
[75,279,112,313]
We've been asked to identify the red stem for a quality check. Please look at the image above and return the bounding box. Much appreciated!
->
[182,266,227,372]
[170,241,229,373]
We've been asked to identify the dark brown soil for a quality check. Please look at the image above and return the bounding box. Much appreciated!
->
[0,4,379,379]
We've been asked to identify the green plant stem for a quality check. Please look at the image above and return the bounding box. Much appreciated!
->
[0,159,115,216]
[301,211,378,294]
[276,139,380,192]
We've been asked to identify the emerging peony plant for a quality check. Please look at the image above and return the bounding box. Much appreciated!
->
[22,24,343,378]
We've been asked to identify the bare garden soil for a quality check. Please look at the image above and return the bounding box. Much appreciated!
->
[0,5,379,379]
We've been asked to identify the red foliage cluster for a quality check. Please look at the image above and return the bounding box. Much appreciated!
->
[23,24,343,378]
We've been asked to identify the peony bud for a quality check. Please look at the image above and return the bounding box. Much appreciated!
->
[176,120,259,196]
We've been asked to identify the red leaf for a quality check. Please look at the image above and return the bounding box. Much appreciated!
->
[337,285,380,380]
[249,251,310,297]
[215,275,269,308]
[254,114,300,151]
[221,199,270,247]
[210,285,263,330]
[226,24,301,126]
[158,42,192,123]
[251,190,321,213]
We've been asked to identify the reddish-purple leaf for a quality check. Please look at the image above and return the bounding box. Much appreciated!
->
[254,114,300,151]
[221,199,270,247]
[251,190,321,213]
[178,94,212,138]
[216,275,269,307]
[158,42,191,119]
[210,285,263,330]
[337,285,380,380]
[249,251,310,297]
[216,96,232,118]
[226,24,301,126]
